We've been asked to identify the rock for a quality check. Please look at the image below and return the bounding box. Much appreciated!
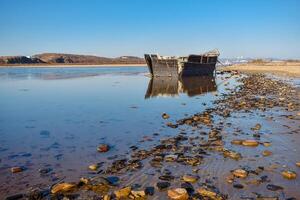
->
[51,183,76,194]
[130,190,146,198]
[145,186,155,195]
[11,167,23,173]
[103,195,111,200]
[263,142,272,147]
[242,140,259,147]
[181,182,194,194]
[88,164,99,171]
[159,175,175,181]
[231,139,243,145]
[223,149,242,160]
[262,150,272,156]
[281,170,297,179]
[162,113,170,119]
[197,188,223,200]
[296,162,300,167]
[182,175,198,183]
[97,144,110,152]
[38,168,52,175]
[156,182,170,190]
[232,169,248,178]
[251,123,261,131]
[167,188,189,200]
[114,187,131,198]
[266,184,283,191]
[233,183,244,189]
[165,154,178,162]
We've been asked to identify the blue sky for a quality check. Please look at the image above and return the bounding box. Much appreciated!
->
[0,0,299,58]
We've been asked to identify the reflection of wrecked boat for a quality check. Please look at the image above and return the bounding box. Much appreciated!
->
[144,50,220,77]
[145,76,217,98]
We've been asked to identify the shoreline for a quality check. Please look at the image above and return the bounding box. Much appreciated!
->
[0,63,147,68]
[219,62,300,77]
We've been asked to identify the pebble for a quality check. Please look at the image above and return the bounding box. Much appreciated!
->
[51,183,76,194]
[242,140,259,147]
[167,188,189,200]
[130,190,146,198]
[231,139,243,145]
[145,186,155,195]
[262,150,272,157]
[296,162,300,167]
[266,184,283,191]
[88,164,99,171]
[156,182,170,190]
[232,169,248,178]
[11,167,23,173]
[182,175,198,183]
[233,183,244,189]
[114,187,131,198]
[97,144,110,152]
[197,188,223,200]
[263,142,272,147]
[162,113,170,119]
[281,170,297,179]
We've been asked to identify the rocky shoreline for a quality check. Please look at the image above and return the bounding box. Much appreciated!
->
[5,72,300,200]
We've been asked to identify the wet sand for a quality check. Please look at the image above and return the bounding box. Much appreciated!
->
[1,70,299,199]
[220,61,300,77]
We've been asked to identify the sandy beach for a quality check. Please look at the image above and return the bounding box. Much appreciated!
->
[220,61,300,77]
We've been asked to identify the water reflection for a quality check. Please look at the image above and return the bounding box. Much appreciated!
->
[145,76,217,98]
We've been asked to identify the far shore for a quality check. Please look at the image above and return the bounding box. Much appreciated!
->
[0,63,147,68]
[219,61,300,77]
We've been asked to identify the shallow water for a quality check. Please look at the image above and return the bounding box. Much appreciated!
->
[0,67,241,198]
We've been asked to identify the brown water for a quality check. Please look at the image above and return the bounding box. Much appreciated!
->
[0,67,299,199]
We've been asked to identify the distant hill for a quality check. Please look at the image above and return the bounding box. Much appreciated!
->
[0,53,145,65]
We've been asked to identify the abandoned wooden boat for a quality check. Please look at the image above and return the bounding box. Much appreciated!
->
[144,49,220,77]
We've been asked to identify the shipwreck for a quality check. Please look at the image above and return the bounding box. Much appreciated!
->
[144,49,220,77]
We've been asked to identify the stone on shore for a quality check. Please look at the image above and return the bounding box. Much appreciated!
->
[232,169,248,178]
[51,183,76,194]
[97,144,110,152]
[242,140,259,147]
[167,188,189,200]
[11,167,23,173]
[114,187,131,198]
[281,170,297,179]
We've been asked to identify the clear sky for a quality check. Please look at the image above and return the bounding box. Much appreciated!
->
[0,0,299,58]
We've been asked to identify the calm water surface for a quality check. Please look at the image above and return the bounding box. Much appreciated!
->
[0,67,238,197]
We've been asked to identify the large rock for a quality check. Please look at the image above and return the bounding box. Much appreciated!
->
[167,188,189,200]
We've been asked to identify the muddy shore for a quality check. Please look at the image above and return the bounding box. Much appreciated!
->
[3,71,300,200]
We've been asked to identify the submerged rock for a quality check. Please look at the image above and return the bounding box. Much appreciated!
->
[242,140,259,147]
[156,182,170,191]
[11,167,23,173]
[97,144,110,152]
[266,184,283,191]
[51,182,76,194]
[182,175,198,183]
[114,187,131,199]
[167,188,189,200]
[232,169,248,178]
[262,150,272,157]
[197,188,224,200]
[281,170,297,179]
[162,113,170,119]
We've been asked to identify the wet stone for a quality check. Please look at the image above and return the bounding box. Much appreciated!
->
[114,186,131,199]
[232,169,248,178]
[281,170,297,179]
[242,140,259,147]
[181,182,194,194]
[266,184,283,191]
[38,168,52,175]
[159,175,175,181]
[97,144,110,152]
[51,182,77,194]
[233,183,244,189]
[167,188,189,200]
[156,182,170,191]
[162,113,170,119]
[11,167,24,173]
[262,150,272,157]
[145,186,155,196]
[182,175,199,183]
[5,194,24,200]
